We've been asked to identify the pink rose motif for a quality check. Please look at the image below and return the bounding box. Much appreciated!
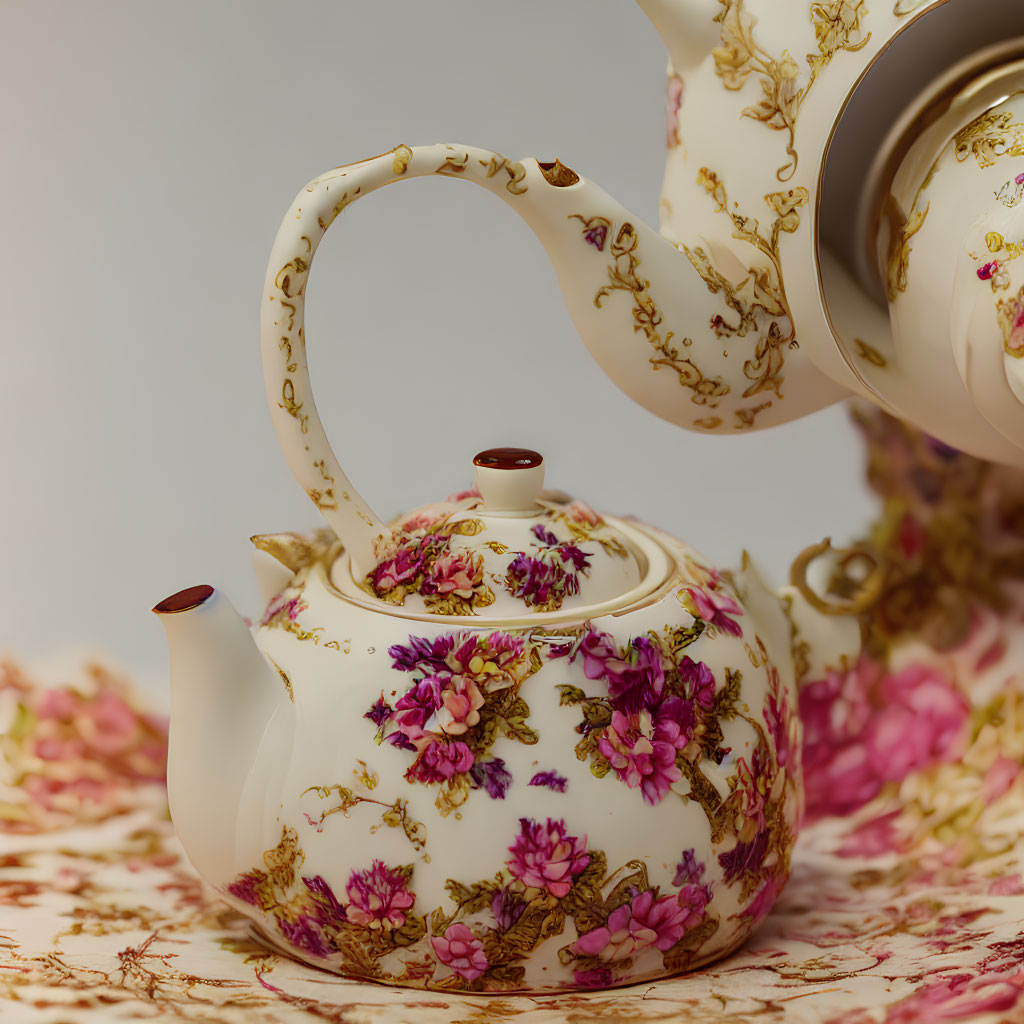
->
[372,546,425,592]
[598,710,682,805]
[507,817,589,898]
[575,889,691,961]
[422,553,479,599]
[435,675,484,735]
[430,922,489,981]
[407,740,474,783]
[683,584,743,636]
[344,861,414,931]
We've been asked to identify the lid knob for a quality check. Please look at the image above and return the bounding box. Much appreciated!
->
[473,448,544,513]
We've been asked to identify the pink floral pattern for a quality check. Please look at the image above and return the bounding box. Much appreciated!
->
[575,889,697,961]
[801,655,968,822]
[360,498,626,615]
[363,515,495,615]
[223,814,717,992]
[430,922,488,980]
[0,661,167,833]
[369,630,541,813]
[344,860,416,930]
[506,817,589,897]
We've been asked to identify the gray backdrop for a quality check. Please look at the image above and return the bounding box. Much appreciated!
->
[0,1,875,697]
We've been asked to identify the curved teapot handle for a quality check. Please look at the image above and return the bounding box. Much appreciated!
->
[261,143,562,576]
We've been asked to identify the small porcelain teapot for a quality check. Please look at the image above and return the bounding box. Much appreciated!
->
[153,156,872,992]
[235,1,1024,465]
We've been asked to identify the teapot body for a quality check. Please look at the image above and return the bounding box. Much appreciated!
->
[209,523,802,993]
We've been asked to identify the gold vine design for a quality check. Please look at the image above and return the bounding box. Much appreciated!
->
[569,215,730,409]
[886,108,1024,300]
[302,771,429,859]
[713,0,870,181]
[688,168,808,404]
[955,110,1024,169]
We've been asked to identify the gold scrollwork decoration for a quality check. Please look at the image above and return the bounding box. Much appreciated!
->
[789,537,886,616]
[275,257,309,299]
[391,143,413,175]
[713,0,869,181]
[571,214,730,407]
[854,338,888,368]
[317,187,361,233]
[267,655,294,703]
[693,415,724,430]
[996,285,1024,358]
[733,402,772,429]
[280,378,308,433]
[479,155,528,195]
[302,782,429,858]
[689,169,807,401]
[435,148,469,175]
[997,173,1024,208]
[955,110,1024,169]
[884,163,935,301]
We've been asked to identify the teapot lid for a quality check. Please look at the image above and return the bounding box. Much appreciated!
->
[328,448,667,622]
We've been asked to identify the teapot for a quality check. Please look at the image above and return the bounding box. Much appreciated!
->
[210,0,1024,466]
[152,144,875,989]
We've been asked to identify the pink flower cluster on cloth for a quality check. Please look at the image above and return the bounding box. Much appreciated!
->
[430,922,489,981]
[801,655,968,821]
[344,860,415,931]
[507,817,589,897]
[1,662,168,833]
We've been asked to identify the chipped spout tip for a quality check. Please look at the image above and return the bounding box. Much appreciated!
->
[153,584,215,615]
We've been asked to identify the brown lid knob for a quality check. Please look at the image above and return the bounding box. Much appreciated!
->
[472,448,545,513]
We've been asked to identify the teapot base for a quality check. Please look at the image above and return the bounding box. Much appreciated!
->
[242,913,754,995]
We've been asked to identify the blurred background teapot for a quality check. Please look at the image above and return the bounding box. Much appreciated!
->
[290,0,1024,468]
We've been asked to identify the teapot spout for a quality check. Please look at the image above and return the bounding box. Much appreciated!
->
[636,0,723,72]
[153,585,290,884]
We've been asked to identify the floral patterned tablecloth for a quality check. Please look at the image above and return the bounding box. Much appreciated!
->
[6,409,1024,1023]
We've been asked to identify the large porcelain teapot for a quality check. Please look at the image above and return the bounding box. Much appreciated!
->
[151,143,875,988]
[240,0,1024,465]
